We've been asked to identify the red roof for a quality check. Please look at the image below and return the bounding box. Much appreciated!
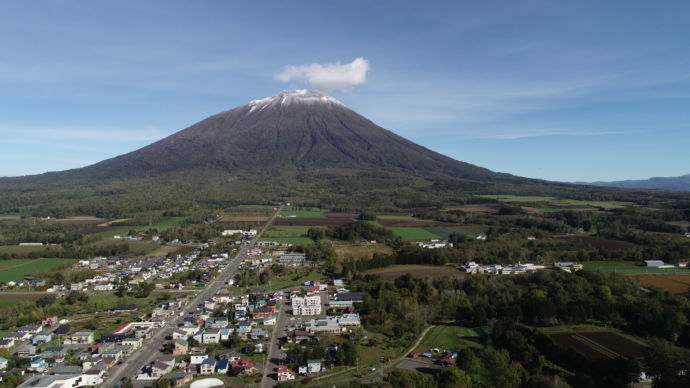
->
[231,359,254,369]
[277,365,294,373]
[440,357,456,365]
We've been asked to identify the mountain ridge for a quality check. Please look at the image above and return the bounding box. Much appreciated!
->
[581,174,690,192]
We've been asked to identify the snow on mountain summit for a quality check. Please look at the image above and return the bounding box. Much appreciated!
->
[247,90,344,113]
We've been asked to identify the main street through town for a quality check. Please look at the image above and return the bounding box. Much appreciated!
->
[100,205,283,387]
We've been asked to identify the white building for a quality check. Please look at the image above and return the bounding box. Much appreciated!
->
[291,294,322,316]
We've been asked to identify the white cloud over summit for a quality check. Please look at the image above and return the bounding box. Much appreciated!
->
[274,57,370,92]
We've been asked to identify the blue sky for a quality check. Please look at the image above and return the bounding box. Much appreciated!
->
[1,1,689,181]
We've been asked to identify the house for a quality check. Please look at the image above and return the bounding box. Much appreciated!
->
[42,316,58,326]
[230,359,256,374]
[250,328,268,340]
[29,357,48,372]
[277,365,296,381]
[71,331,94,344]
[162,372,193,388]
[173,338,189,355]
[253,341,264,353]
[83,369,105,386]
[335,292,366,303]
[0,357,7,370]
[122,337,143,350]
[172,329,189,340]
[151,361,174,377]
[190,354,208,365]
[307,359,322,374]
[4,331,29,341]
[100,333,125,343]
[18,325,41,334]
[216,359,229,374]
[263,316,277,326]
[100,346,124,361]
[202,329,221,344]
[253,306,274,319]
[54,324,70,335]
[16,344,37,358]
[31,333,52,345]
[218,350,241,362]
[644,260,666,267]
[200,357,217,375]
[0,339,14,349]
[293,330,310,343]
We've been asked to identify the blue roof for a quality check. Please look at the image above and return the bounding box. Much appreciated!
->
[217,360,229,369]
[202,357,216,365]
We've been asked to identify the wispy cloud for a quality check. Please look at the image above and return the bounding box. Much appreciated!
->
[473,128,633,140]
[0,124,168,142]
[274,57,370,92]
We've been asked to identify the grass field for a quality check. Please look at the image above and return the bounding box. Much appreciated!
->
[418,325,483,351]
[260,270,325,291]
[87,239,160,256]
[0,293,45,308]
[94,216,186,238]
[366,265,463,281]
[388,227,442,241]
[333,244,393,260]
[477,195,634,209]
[376,214,416,220]
[584,261,690,275]
[262,225,317,238]
[0,245,58,255]
[424,225,487,238]
[0,258,77,282]
[279,209,326,218]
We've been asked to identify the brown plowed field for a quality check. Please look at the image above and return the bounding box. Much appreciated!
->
[324,212,359,219]
[273,218,352,227]
[580,332,646,359]
[219,216,269,222]
[550,333,608,360]
[377,219,459,227]
[634,274,690,294]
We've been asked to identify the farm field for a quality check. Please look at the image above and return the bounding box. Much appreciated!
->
[333,244,393,260]
[0,293,45,308]
[262,225,316,238]
[366,265,463,281]
[0,245,60,255]
[417,325,483,351]
[259,269,325,291]
[218,216,269,222]
[477,195,635,209]
[273,217,350,227]
[376,214,416,220]
[550,331,646,360]
[584,261,690,275]
[424,225,487,238]
[378,218,458,228]
[279,207,327,218]
[634,274,690,294]
[0,258,77,282]
[93,217,186,238]
[324,212,359,219]
[388,227,442,241]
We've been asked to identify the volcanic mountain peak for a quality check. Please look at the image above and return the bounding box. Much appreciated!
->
[247,89,344,112]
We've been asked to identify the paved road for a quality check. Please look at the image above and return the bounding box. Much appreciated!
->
[100,205,283,387]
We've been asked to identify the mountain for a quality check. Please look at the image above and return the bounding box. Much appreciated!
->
[0,90,559,211]
[583,174,690,192]
[38,90,511,181]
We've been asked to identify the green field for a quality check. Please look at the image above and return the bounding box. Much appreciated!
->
[424,225,487,238]
[263,225,318,238]
[478,195,633,209]
[388,227,442,241]
[279,210,326,218]
[0,258,77,282]
[584,261,690,274]
[418,325,484,351]
[94,217,186,238]
[86,239,160,256]
[259,269,325,291]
